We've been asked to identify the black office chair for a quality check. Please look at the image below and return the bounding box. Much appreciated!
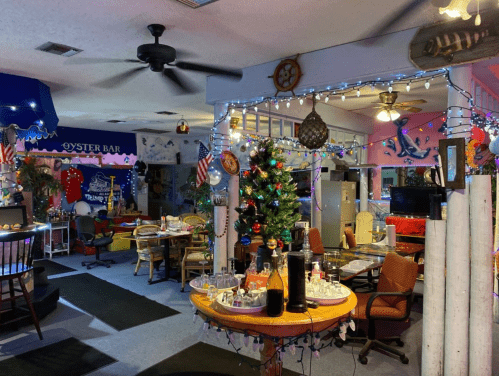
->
[76,216,115,269]
[0,230,43,340]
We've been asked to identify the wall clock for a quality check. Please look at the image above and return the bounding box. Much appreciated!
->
[269,54,302,96]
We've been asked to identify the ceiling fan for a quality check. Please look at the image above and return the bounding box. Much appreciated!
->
[68,24,242,94]
[373,91,427,121]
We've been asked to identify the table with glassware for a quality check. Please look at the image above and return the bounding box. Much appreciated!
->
[190,285,357,376]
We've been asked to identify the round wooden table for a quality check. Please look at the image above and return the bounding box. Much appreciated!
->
[190,290,357,376]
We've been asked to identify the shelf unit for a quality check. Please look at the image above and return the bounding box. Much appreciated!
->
[44,221,70,259]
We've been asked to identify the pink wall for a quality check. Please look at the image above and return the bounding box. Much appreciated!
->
[367,112,446,168]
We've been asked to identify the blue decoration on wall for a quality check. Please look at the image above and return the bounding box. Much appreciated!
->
[78,164,132,206]
[209,158,230,191]
[0,73,59,138]
[489,137,499,155]
[393,118,431,159]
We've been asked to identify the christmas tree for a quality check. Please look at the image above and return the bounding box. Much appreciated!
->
[235,138,301,250]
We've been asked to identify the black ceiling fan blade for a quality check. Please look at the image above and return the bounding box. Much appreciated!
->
[92,66,148,89]
[175,61,242,80]
[163,68,199,94]
[360,0,430,45]
[65,57,144,65]
[174,49,199,60]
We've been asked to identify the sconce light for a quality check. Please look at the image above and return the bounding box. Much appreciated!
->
[176,116,190,134]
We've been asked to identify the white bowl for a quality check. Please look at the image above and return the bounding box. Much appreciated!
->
[215,293,266,314]
[306,284,351,306]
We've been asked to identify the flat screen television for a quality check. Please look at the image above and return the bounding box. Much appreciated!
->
[390,187,446,217]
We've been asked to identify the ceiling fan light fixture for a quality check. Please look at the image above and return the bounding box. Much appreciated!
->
[439,0,472,20]
[376,109,400,122]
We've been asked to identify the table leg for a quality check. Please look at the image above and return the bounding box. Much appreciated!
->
[155,238,180,283]
[260,338,283,376]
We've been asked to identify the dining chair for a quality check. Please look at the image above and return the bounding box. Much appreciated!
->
[308,227,345,255]
[181,246,213,292]
[344,227,357,249]
[76,216,115,269]
[133,225,164,284]
[0,230,43,340]
[343,252,418,365]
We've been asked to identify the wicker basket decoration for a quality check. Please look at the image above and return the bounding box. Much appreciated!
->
[298,99,328,149]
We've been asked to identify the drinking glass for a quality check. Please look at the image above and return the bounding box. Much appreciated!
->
[263,262,271,276]
[215,273,224,289]
[207,285,218,301]
[201,274,210,290]
[199,260,208,278]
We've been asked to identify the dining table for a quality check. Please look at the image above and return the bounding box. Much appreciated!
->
[190,289,357,376]
[124,230,196,284]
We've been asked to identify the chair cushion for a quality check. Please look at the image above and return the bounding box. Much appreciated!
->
[93,237,113,247]
[353,292,406,320]
[185,252,210,266]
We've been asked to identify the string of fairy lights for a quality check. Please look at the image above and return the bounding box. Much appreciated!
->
[208,68,499,162]
[192,305,356,374]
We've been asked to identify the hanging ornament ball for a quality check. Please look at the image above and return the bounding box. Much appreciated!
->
[250,150,258,158]
[260,147,266,153]
[207,166,222,186]
[267,184,274,192]
[281,229,291,238]
[275,182,283,190]
[243,170,251,177]
[272,199,280,207]
[260,171,268,179]
[250,164,257,172]
[270,159,277,166]
[276,161,283,169]
[267,238,277,250]
[298,104,328,149]
[241,235,252,246]
[490,137,499,155]
[277,239,284,249]
[239,200,249,210]
[252,222,262,234]
[471,126,486,144]
[247,198,255,206]
[244,186,253,195]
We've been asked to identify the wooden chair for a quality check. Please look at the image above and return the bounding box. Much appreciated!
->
[345,253,418,365]
[344,227,357,249]
[355,211,374,245]
[0,230,43,340]
[181,246,213,292]
[133,225,164,284]
[308,227,344,255]
[182,214,206,227]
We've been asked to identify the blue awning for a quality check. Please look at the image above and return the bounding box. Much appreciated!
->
[0,73,59,140]
[26,126,137,155]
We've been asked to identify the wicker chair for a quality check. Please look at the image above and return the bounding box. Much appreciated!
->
[133,225,164,284]
[181,246,213,292]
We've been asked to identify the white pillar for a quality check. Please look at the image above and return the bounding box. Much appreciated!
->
[444,183,470,376]
[493,172,499,324]
[213,102,230,273]
[444,64,472,376]
[227,173,239,261]
[1,126,18,206]
[359,168,368,212]
[469,175,493,376]
[311,154,321,232]
[422,219,446,376]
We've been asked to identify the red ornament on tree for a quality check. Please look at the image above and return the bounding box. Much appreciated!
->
[277,239,284,249]
[277,161,283,169]
[252,222,261,234]
[275,182,283,190]
[243,170,250,177]
[247,199,255,206]
[250,164,257,172]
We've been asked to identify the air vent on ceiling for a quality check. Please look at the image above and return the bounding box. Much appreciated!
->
[155,111,178,115]
[107,120,125,123]
[175,0,219,8]
[35,42,82,57]
[133,128,171,134]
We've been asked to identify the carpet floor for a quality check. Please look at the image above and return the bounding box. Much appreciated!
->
[50,273,179,331]
[34,259,77,276]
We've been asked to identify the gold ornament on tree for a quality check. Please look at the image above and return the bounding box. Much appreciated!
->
[267,237,277,250]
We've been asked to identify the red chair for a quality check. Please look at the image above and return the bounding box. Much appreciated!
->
[348,252,418,365]
[308,228,344,255]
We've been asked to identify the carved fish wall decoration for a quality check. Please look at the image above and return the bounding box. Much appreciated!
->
[423,28,491,62]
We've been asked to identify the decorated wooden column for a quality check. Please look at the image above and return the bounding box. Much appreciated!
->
[227,172,239,262]
[444,64,472,376]
[422,219,446,376]
[494,170,499,324]
[213,102,230,273]
[469,175,493,376]
[0,126,19,207]
[311,153,321,231]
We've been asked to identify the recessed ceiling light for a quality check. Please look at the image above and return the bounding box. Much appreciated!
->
[155,111,178,115]
[107,120,126,123]
[35,42,82,57]
[174,0,219,9]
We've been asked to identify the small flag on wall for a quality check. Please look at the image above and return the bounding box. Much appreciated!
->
[196,142,213,187]
[0,130,14,165]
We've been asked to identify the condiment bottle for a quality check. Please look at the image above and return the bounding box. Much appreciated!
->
[266,250,284,317]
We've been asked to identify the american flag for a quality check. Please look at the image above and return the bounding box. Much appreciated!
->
[196,142,213,187]
[0,131,14,165]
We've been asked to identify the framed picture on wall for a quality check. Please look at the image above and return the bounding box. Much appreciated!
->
[294,122,301,137]
[438,138,465,190]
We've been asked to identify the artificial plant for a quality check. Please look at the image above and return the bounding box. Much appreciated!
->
[235,138,301,249]
[17,156,63,222]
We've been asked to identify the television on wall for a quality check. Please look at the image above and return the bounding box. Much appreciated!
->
[390,187,446,217]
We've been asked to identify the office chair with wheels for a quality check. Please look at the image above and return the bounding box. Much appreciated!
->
[76,216,115,269]
[0,230,43,340]
[341,252,418,365]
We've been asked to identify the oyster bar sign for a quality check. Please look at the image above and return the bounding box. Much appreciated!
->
[62,142,121,153]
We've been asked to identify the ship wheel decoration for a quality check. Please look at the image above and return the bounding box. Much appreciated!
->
[269,55,302,96]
